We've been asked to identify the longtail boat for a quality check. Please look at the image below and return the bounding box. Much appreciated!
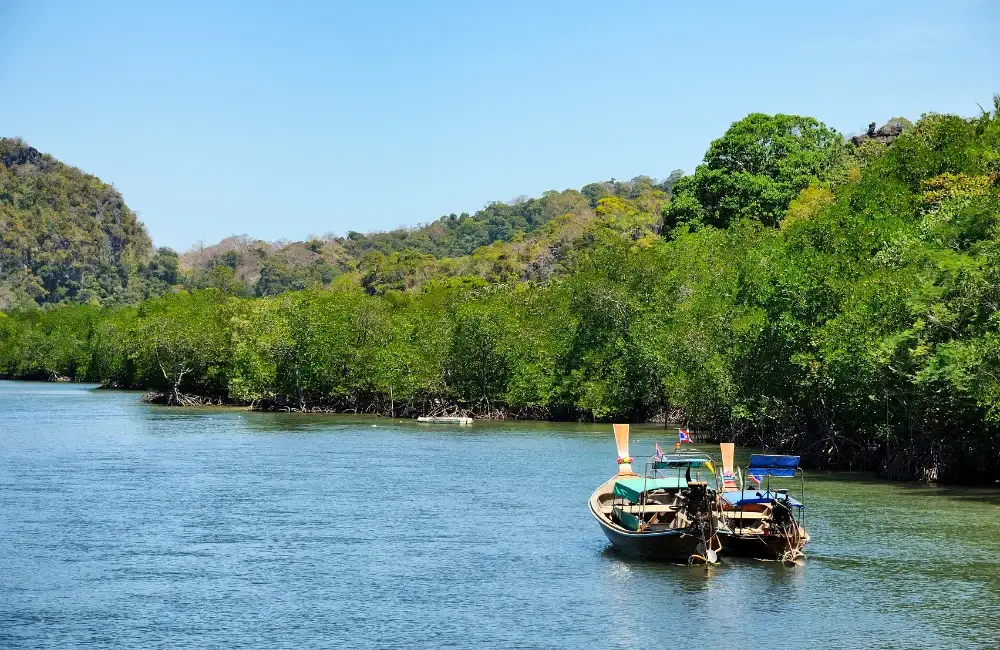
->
[588,424,724,564]
[717,450,809,565]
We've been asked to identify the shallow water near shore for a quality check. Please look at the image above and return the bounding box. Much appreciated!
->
[2,380,999,649]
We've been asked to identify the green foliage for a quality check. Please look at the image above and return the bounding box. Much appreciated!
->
[0,138,155,309]
[664,113,845,229]
[781,183,835,229]
[0,305,101,380]
[178,177,676,297]
[132,291,233,398]
[3,103,1000,483]
[339,190,590,259]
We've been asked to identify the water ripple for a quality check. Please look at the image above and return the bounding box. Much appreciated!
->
[1,381,998,649]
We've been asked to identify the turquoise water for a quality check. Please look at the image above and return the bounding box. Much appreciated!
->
[2,381,999,649]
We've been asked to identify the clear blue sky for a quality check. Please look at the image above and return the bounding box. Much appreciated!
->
[2,0,997,251]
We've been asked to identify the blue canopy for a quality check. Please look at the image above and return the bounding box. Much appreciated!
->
[722,490,804,509]
[748,454,800,478]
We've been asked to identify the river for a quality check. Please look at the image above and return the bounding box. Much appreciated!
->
[1,381,998,649]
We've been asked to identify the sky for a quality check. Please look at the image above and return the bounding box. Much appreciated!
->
[1,0,997,251]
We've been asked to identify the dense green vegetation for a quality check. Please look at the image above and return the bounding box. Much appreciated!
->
[0,138,178,309]
[0,132,680,304]
[176,173,681,298]
[2,102,999,483]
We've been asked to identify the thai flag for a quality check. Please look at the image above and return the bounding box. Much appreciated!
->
[654,442,666,460]
[678,428,693,444]
[749,473,762,486]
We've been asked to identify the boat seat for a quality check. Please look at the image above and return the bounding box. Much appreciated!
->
[722,511,769,520]
[600,504,678,515]
[611,507,643,531]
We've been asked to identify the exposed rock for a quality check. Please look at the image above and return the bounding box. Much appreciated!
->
[2,143,42,167]
[850,120,905,146]
[877,122,904,139]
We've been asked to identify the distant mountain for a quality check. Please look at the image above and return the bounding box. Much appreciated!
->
[179,173,683,296]
[0,138,177,309]
[0,133,685,307]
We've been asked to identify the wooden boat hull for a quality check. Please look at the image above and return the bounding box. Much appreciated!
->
[593,513,709,561]
[717,528,809,559]
[588,478,719,563]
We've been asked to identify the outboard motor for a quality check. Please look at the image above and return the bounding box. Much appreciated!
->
[772,494,805,567]
[771,497,794,529]
[683,481,718,565]
[684,482,710,520]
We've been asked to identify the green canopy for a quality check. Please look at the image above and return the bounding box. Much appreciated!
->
[651,455,715,470]
[612,476,687,503]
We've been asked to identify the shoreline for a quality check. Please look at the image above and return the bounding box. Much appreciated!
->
[1,378,675,423]
[1,378,993,486]
[137,388,675,425]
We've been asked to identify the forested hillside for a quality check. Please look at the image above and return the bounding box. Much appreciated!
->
[0,138,178,309]
[177,172,683,297]
[0,131,686,305]
[2,102,998,483]
[0,135,682,304]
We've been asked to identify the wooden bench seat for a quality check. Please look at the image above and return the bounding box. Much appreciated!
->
[721,510,769,520]
[600,504,678,515]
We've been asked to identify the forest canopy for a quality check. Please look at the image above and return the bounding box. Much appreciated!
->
[2,101,999,483]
